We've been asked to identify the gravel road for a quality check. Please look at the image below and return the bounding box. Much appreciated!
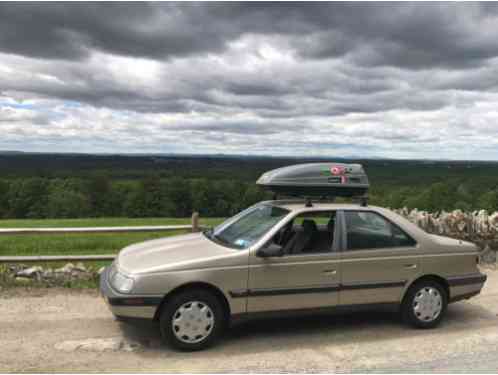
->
[1,270,497,373]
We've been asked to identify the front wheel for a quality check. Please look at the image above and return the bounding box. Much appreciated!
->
[159,289,225,351]
[402,280,447,329]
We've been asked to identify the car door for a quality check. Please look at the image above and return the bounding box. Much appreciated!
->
[339,209,420,306]
[247,210,342,313]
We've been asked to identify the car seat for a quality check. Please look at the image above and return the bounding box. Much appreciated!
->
[284,219,318,255]
[327,216,335,244]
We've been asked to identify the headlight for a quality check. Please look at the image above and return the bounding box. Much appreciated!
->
[109,266,134,293]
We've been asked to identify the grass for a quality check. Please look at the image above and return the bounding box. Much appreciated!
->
[0,217,224,228]
[0,217,226,256]
[0,217,226,289]
[0,230,188,256]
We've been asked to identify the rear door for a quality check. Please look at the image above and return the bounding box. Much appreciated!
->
[247,210,341,313]
[339,209,420,306]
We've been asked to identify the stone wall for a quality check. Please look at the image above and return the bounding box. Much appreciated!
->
[394,208,498,263]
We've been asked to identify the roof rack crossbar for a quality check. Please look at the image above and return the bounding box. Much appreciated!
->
[265,195,369,207]
[360,196,368,207]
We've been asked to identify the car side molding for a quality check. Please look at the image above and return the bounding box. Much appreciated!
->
[229,280,407,298]
[447,273,487,287]
[230,302,400,326]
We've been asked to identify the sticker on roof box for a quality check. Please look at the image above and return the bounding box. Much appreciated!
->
[331,166,345,175]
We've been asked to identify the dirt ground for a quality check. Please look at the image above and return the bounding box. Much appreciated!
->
[1,270,498,373]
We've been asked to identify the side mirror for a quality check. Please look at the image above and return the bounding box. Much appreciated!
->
[256,243,283,258]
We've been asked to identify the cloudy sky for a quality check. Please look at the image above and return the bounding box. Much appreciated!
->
[2,2,498,159]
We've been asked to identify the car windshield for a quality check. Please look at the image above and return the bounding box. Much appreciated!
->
[204,204,289,249]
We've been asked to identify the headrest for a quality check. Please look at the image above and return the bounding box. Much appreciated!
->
[327,217,335,231]
[302,219,317,232]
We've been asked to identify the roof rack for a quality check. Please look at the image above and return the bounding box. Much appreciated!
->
[257,162,370,208]
[263,195,369,208]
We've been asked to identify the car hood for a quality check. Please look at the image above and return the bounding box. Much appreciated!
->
[116,232,238,275]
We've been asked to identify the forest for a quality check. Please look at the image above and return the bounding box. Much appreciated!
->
[1,152,498,219]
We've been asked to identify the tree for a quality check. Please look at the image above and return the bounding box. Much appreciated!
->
[86,174,112,217]
[190,179,215,216]
[411,183,456,212]
[124,175,168,217]
[0,180,9,218]
[242,185,268,209]
[477,190,498,213]
[455,183,475,211]
[105,182,129,217]
[124,188,147,218]
[165,178,192,217]
[6,178,49,218]
[46,188,91,218]
[142,174,165,217]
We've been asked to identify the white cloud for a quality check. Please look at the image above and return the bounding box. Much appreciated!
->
[2,3,498,159]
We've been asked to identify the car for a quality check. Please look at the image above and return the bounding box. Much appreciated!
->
[100,163,487,351]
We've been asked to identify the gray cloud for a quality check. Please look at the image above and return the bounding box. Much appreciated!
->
[2,3,498,159]
[0,3,224,60]
[2,3,498,69]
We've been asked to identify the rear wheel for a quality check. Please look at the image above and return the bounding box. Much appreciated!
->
[159,289,225,351]
[402,280,447,328]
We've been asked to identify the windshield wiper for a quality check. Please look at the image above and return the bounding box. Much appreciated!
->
[203,228,214,239]
[203,229,243,249]
[203,228,225,243]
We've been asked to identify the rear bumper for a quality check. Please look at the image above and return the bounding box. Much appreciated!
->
[448,273,487,303]
[99,266,161,320]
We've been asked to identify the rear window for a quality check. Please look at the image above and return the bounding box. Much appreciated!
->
[344,211,417,251]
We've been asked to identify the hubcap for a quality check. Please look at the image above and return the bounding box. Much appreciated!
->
[172,301,214,344]
[412,286,442,322]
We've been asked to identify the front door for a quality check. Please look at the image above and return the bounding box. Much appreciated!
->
[339,210,421,306]
[247,210,341,313]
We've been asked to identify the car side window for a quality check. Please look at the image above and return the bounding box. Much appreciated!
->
[344,211,416,251]
[269,211,337,255]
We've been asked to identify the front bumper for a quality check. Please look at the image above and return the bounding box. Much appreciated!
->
[99,266,162,320]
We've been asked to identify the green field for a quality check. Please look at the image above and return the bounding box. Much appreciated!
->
[0,217,223,229]
[0,217,225,256]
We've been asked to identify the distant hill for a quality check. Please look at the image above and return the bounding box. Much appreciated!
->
[0,150,25,155]
[1,152,498,187]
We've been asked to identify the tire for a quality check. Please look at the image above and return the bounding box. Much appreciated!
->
[159,289,225,351]
[401,279,448,329]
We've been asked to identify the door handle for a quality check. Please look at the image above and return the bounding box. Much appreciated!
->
[403,264,417,269]
[322,269,337,275]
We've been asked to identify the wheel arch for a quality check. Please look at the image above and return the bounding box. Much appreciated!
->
[402,274,450,303]
[153,281,231,323]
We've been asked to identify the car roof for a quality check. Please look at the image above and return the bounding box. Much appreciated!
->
[262,199,429,241]
[263,200,378,212]
[258,199,434,245]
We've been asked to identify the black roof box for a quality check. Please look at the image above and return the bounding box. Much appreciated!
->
[256,163,369,198]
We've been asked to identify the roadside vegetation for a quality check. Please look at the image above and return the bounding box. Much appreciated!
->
[0,217,225,289]
[0,217,224,256]
[2,154,498,221]
[2,154,498,289]
[0,216,223,229]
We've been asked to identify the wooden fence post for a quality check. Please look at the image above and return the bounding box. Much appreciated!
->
[192,212,200,232]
